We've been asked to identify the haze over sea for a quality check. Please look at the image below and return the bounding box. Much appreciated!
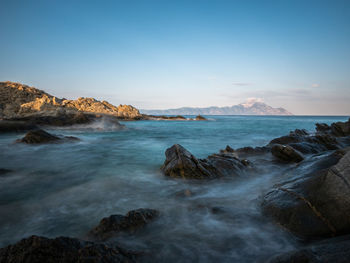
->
[0,115,347,262]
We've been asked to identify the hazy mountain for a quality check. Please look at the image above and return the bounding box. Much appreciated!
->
[141,100,292,116]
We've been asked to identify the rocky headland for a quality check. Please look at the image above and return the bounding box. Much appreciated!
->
[0,82,206,133]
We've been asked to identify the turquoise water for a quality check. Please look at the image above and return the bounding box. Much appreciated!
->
[0,115,348,262]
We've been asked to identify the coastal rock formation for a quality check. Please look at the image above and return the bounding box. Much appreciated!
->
[271,144,304,163]
[17,129,79,144]
[0,235,138,263]
[161,144,249,179]
[0,82,142,122]
[262,150,350,239]
[195,115,207,120]
[268,235,350,263]
[0,168,12,176]
[88,208,159,241]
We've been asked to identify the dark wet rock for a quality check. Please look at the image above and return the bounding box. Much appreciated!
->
[331,119,350,137]
[0,235,138,263]
[271,144,304,163]
[262,151,350,239]
[17,129,79,144]
[0,168,12,176]
[0,121,38,133]
[291,129,309,136]
[268,235,350,263]
[161,144,248,179]
[195,115,207,120]
[219,145,235,154]
[88,208,159,241]
[235,146,270,156]
[316,123,331,133]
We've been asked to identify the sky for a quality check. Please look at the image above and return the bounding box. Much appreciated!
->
[1,0,350,115]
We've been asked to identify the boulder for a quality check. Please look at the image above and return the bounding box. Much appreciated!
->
[316,123,331,133]
[271,144,304,163]
[331,120,350,137]
[0,121,38,133]
[262,151,350,239]
[0,235,138,263]
[161,144,248,179]
[17,129,79,144]
[268,235,350,263]
[88,208,159,241]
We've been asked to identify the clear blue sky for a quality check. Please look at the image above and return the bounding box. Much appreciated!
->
[1,0,349,115]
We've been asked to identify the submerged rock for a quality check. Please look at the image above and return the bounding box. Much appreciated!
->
[0,235,138,263]
[262,151,350,239]
[88,208,159,241]
[0,120,38,133]
[271,144,304,163]
[161,144,248,179]
[268,235,350,263]
[17,129,79,144]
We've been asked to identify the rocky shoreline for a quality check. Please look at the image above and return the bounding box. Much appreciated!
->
[0,82,207,130]
[0,118,349,262]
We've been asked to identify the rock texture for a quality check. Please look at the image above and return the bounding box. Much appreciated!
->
[0,235,138,263]
[268,235,350,263]
[161,144,249,179]
[262,150,350,239]
[88,209,159,241]
[0,82,142,121]
[17,129,79,144]
[271,144,304,163]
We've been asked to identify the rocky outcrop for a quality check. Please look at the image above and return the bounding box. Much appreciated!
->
[195,115,207,120]
[17,129,79,144]
[0,82,142,121]
[271,144,304,163]
[268,235,350,263]
[88,209,159,241]
[0,235,138,263]
[262,150,350,239]
[161,144,249,179]
[0,121,38,133]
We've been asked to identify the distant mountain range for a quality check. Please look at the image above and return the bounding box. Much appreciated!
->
[141,101,293,116]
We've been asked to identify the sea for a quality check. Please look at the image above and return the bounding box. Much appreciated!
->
[0,115,348,262]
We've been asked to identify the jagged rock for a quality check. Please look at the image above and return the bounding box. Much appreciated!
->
[195,115,207,120]
[17,129,79,144]
[262,151,350,239]
[161,144,248,179]
[88,209,159,241]
[268,235,350,263]
[235,146,269,156]
[316,123,331,133]
[0,235,138,263]
[0,121,38,133]
[271,144,304,163]
[331,119,350,137]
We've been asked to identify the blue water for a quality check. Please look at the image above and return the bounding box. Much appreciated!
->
[0,115,348,262]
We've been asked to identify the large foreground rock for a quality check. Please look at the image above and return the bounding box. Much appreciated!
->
[262,150,350,239]
[0,235,138,263]
[88,208,159,241]
[17,129,79,144]
[161,144,249,179]
[268,235,350,263]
